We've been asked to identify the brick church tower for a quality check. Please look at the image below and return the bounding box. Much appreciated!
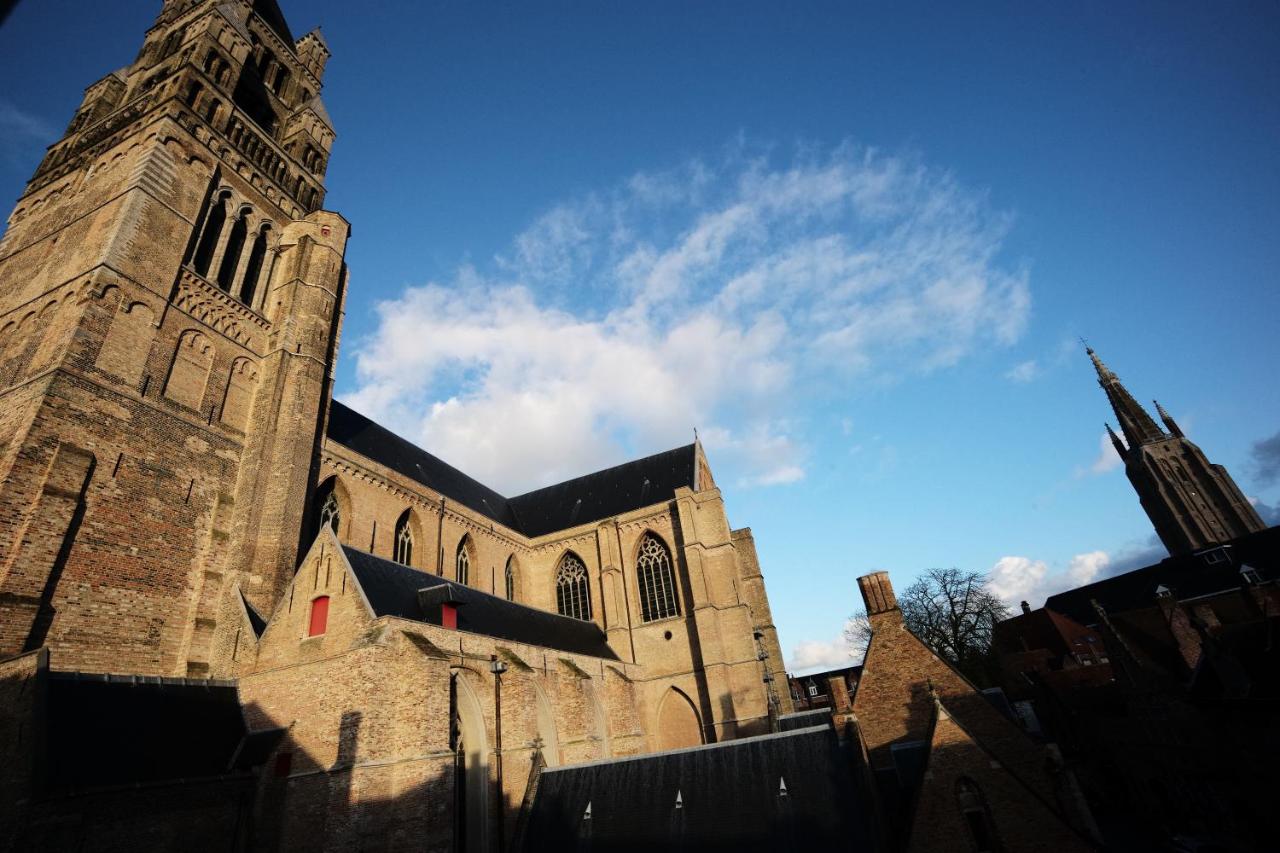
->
[1089,347,1265,555]
[0,0,347,677]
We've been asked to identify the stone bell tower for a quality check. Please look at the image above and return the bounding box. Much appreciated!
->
[1088,347,1265,555]
[0,0,347,678]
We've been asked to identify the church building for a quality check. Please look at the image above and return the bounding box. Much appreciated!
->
[0,3,1102,851]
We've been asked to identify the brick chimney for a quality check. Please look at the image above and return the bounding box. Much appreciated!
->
[857,571,898,616]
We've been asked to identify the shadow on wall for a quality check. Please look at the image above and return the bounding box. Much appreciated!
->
[0,662,555,853]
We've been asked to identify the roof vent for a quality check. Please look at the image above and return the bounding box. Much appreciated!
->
[674,789,683,810]
[1155,584,1173,599]
[778,777,788,797]
[582,801,592,821]
[1240,564,1262,585]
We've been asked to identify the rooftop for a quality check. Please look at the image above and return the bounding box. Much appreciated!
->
[343,545,619,659]
[326,400,697,537]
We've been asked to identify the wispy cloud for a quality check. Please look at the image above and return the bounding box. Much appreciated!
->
[345,140,1029,493]
[1005,359,1039,383]
[0,99,56,169]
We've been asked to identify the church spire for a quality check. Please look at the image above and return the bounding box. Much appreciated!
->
[1153,400,1185,438]
[1086,347,1165,449]
[1085,346,1267,556]
[1105,423,1128,461]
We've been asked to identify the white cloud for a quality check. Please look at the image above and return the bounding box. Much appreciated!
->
[989,555,1049,605]
[1004,359,1039,383]
[345,141,1029,494]
[1066,550,1109,586]
[989,549,1117,610]
[1089,431,1124,475]
[788,631,859,673]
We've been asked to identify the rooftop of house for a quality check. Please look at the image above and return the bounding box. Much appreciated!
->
[1044,525,1279,626]
[326,400,697,537]
[518,722,876,851]
[342,545,619,660]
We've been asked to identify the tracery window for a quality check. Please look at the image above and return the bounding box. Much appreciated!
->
[456,538,470,585]
[504,556,516,601]
[556,552,591,621]
[394,511,413,566]
[319,490,340,536]
[636,532,680,622]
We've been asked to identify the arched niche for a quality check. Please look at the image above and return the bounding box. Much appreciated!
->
[452,672,489,853]
[656,686,703,752]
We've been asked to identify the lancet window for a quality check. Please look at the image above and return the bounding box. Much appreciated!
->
[394,511,414,566]
[636,533,680,622]
[456,538,470,585]
[318,490,340,537]
[555,553,591,621]
[504,556,516,601]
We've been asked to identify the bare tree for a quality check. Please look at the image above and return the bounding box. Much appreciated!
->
[843,610,871,660]
[848,568,1009,683]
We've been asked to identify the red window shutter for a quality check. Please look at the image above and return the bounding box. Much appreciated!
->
[442,602,457,630]
[308,595,330,636]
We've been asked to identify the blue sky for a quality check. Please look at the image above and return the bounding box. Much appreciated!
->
[3,1,1278,673]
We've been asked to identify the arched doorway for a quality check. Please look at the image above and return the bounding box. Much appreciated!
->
[656,687,703,751]
[451,673,488,853]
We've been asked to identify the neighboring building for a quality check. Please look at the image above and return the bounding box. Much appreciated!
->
[992,526,1280,849]
[787,664,862,711]
[1087,347,1265,555]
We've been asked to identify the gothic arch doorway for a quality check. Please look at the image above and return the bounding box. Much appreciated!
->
[451,673,488,853]
[656,687,703,751]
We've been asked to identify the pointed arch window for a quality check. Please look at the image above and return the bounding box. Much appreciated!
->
[314,478,341,540]
[956,777,1000,853]
[556,553,591,621]
[215,211,248,291]
[456,538,470,585]
[392,510,414,566]
[191,191,229,277]
[238,224,269,307]
[504,556,516,601]
[636,532,680,622]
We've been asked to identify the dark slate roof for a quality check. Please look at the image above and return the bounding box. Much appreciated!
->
[253,0,295,45]
[1045,526,1280,626]
[519,724,877,852]
[508,444,696,537]
[327,401,519,528]
[343,546,618,660]
[43,672,283,793]
[326,400,697,537]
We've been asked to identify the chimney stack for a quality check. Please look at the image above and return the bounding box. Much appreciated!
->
[857,571,898,616]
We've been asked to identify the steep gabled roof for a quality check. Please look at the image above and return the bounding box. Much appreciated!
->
[519,723,876,851]
[343,546,618,659]
[252,0,294,46]
[507,443,696,537]
[325,401,697,537]
[326,401,519,528]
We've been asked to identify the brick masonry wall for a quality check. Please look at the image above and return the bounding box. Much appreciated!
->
[907,705,1092,853]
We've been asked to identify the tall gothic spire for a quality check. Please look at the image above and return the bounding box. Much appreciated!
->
[1085,346,1267,555]
[1087,347,1165,449]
